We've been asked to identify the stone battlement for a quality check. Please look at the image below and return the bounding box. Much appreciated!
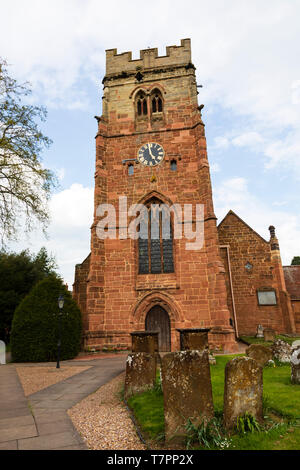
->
[105,38,191,75]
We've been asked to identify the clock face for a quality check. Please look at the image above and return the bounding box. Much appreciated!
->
[137,142,165,166]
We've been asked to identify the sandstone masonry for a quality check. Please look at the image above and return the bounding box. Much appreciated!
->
[73,38,298,351]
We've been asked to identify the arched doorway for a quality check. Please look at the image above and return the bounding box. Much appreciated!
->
[145,305,171,352]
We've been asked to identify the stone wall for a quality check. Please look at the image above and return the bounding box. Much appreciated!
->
[105,39,192,76]
[74,39,237,352]
[72,254,90,333]
[291,300,300,334]
[218,211,293,336]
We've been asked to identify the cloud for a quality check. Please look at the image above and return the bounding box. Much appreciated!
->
[214,177,300,266]
[2,1,300,173]
[212,136,230,150]
[11,183,94,287]
[210,163,221,173]
[1,1,299,114]
[2,1,300,281]
[232,132,264,148]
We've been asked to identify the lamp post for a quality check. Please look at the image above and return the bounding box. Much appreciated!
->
[56,294,64,369]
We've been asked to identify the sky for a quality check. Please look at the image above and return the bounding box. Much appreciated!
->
[1,0,300,287]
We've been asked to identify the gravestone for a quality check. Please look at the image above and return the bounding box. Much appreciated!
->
[176,328,210,351]
[130,331,159,354]
[292,340,300,350]
[209,354,216,365]
[246,344,273,367]
[0,340,5,365]
[272,339,292,363]
[263,329,276,342]
[291,346,300,385]
[256,324,264,338]
[124,352,157,399]
[161,350,214,443]
[223,356,263,430]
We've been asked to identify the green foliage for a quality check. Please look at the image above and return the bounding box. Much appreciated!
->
[10,275,82,362]
[0,247,58,341]
[291,256,300,265]
[153,367,162,393]
[0,57,56,243]
[236,412,261,435]
[185,416,231,450]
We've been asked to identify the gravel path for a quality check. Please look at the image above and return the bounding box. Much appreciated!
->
[68,372,146,450]
[16,365,91,396]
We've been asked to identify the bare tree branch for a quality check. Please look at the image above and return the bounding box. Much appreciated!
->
[0,57,57,244]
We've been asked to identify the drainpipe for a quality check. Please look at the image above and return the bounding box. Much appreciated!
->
[220,245,239,338]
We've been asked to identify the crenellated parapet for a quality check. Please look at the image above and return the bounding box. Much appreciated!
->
[105,38,192,76]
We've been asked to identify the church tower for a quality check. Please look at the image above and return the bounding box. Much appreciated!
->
[74,39,237,352]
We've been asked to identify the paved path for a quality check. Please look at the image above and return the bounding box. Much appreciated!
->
[0,355,126,450]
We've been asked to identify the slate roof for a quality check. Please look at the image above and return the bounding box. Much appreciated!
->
[283,265,300,300]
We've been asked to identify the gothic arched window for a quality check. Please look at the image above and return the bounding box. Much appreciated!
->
[138,198,174,274]
[151,89,163,114]
[136,91,147,117]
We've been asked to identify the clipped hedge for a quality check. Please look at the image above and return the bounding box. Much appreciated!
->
[10,275,82,362]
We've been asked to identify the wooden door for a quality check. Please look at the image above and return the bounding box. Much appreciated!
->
[145,305,171,352]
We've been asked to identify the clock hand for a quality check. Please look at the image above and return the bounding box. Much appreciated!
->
[148,143,154,158]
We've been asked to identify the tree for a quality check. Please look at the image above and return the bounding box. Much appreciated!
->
[0,247,59,342]
[0,57,56,243]
[11,275,82,362]
[291,256,300,265]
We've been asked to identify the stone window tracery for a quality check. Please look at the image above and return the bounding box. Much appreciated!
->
[151,89,163,114]
[136,91,147,117]
[138,198,174,275]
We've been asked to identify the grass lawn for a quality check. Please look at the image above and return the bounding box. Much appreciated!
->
[240,334,300,347]
[126,354,300,450]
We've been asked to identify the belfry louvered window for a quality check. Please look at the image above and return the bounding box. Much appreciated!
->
[136,91,147,116]
[138,199,174,274]
[151,89,163,114]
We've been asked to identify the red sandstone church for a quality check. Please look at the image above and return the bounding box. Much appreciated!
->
[73,39,300,353]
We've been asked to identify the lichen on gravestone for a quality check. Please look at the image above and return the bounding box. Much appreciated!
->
[161,350,214,443]
[223,356,263,430]
[291,346,300,385]
[124,352,157,399]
